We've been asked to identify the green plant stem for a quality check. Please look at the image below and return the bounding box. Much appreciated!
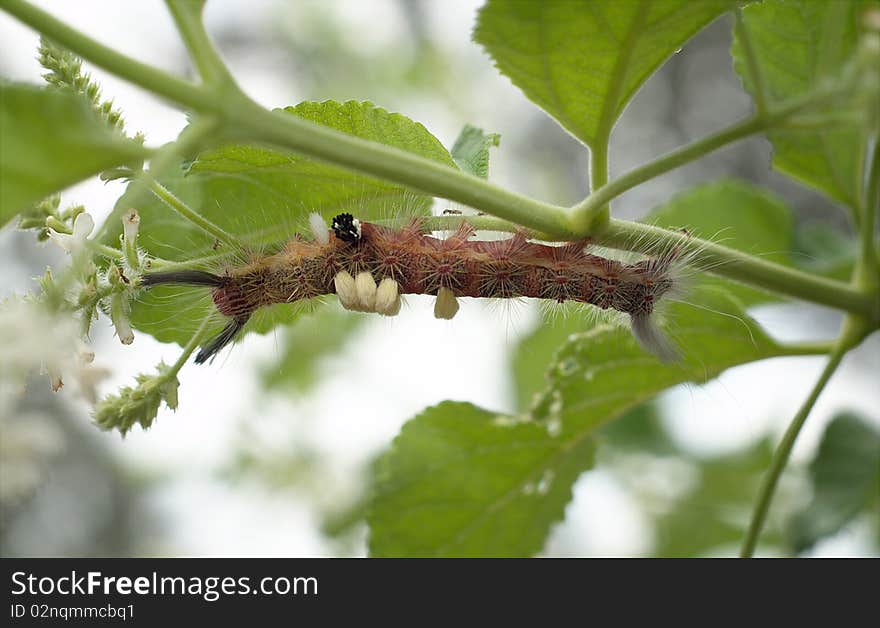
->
[382,214,548,238]
[779,340,837,356]
[115,114,221,228]
[572,116,765,225]
[576,142,609,232]
[146,176,240,248]
[576,0,646,232]
[598,218,878,322]
[85,240,124,261]
[570,83,846,228]
[233,101,572,236]
[860,140,880,280]
[0,0,214,111]
[170,314,212,374]
[740,344,847,557]
[164,0,233,85]
[590,145,609,197]
[85,233,183,272]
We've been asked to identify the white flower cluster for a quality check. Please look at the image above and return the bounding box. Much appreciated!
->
[45,209,141,346]
[0,299,109,404]
[46,211,94,255]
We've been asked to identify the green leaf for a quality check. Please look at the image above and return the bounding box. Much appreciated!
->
[368,401,596,557]
[450,124,500,179]
[598,401,676,455]
[531,286,787,439]
[371,286,796,556]
[793,222,858,281]
[732,0,867,208]
[0,82,145,227]
[105,100,454,346]
[511,315,580,412]
[474,0,732,147]
[789,413,880,552]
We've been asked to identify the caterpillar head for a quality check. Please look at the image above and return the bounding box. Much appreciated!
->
[332,213,362,243]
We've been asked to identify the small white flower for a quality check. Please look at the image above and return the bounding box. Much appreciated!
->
[109,292,134,345]
[45,361,64,392]
[71,359,111,405]
[122,209,140,243]
[76,340,95,364]
[334,271,358,310]
[0,299,110,404]
[355,272,377,311]
[309,212,330,246]
[115,315,134,345]
[434,287,459,320]
[47,212,94,254]
[375,278,401,316]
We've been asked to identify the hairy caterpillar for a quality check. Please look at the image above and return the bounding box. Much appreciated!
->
[142,213,683,363]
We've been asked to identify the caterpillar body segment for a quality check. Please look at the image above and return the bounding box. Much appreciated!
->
[141,213,682,363]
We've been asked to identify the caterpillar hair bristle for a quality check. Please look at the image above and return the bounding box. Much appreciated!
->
[194,316,248,364]
[630,312,679,363]
[140,270,227,288]
[142,212,691,363]
[309,212,330,246]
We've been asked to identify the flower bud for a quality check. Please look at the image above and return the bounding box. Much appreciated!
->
[110,292,134,345]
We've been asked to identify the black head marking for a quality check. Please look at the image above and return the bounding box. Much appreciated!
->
[331,213,361,243]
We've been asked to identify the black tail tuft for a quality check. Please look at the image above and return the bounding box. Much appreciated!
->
[194,316,248,364]
[141,270,226,288]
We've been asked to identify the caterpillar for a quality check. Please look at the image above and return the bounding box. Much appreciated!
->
[141,213,683,364]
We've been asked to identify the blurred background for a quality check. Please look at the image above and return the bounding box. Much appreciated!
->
[1,0,877,557]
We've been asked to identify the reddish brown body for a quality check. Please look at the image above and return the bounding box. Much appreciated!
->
[211,221,674,320]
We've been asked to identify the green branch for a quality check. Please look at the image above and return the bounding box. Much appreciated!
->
[574,0,647,232]
[578,143,609,232]
[164,0,234,86]
[572,116,765,225]
[85,239,124,261]
[598,219,878,321]
[570,83,851,229]
[0,0,213,111]
[740,343,847,557]
[147,175,240,248]
[231,100,573,235]
[171,314,213,374]
[859,140,880,282]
